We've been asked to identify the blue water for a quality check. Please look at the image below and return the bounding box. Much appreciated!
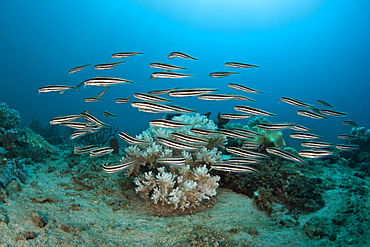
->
[0,0,369,146]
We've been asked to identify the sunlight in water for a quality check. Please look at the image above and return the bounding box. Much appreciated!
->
[129,0,328,32]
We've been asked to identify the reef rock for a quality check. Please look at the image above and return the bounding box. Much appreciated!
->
[0,158,30,189]
[0,102,20,130]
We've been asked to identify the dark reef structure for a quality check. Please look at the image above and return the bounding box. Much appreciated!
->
[29,118,66,145]
[350,126,370,152]
[216,158,325,215]
[0,102,54,161]
[73,126,118,147]
[0,127,54,162]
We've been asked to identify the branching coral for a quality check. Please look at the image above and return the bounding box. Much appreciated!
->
[123,113,227,176]
[134,165,219,214]
[121,113,225,213]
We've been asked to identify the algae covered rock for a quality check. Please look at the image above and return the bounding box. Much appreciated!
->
[0,102,20,130]
[19,127,54,161]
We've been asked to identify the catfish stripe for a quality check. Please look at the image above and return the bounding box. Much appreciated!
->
[83,77,134,86]
[231,95,256,102]
[50,115,83,124]
[190,128,217,136]
[316,100,333,108]
[300,141,333,148]
[148,87,180,95]
[38,85,75,93]
[74,145,99,154]
[342,120,358,127]
[234,105,277,117]
[114,97,130,104]
[137,108,161,114]
[118,132,149,144]
[209,72,238,78]
[337,134,358,140]
[224,158,262,164]
[96,87,109,98]
[289,132,322,139]
[280,97,314,107]
[266,147,307,164]
[111,52,143,58]
[296,110,327,119]
[151,72,194,79]
[131,101,178,112]
[101,111,117,118]
[298,149,333,159]
[168,88,218,97]
[102,160,136,173]
[94,61,124,70]
[164,105,196,113]
[70,130,88,139]
[156,156,186,166]
[242,142,260,149]
[211,164,259,173]
[197,94,238,101]
[228,83,263,94]
[156,137,200,150]
[319,109,347,117]
[133,93,173,102]
[84,97,103,103]
[59,122,90,130]
[171,133,208,144]
[335,144,359,151]
[256,123,295,131]
[149,119,189,128]
[68,64,90,74]
[80,111,110,126]
[291,124,312,132]
[218,129,255,139]
[149,63,186,70]
[226,147,269,159]
[220,113,252,120]
[89,147,114,157]
[224,62,260,68]
[167,51,198,60]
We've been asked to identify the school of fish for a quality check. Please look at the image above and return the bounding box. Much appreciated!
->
[38,51,361,174]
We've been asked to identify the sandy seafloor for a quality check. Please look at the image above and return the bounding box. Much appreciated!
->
[1,148,369,247]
